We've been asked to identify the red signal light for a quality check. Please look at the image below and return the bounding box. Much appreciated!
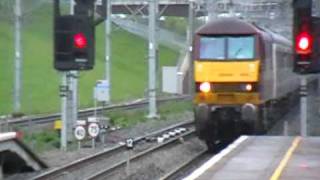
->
[74,33,87,49]
[296,32,312,54]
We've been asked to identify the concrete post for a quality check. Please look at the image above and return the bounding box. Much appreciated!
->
[187,0,195,95]
[61,73,68,151]
[207,0,216,21]
[105,0,112,103]
[14,0,22,112]
[68,0,77,141]
[300,76,307,137]
[147,0,159,118]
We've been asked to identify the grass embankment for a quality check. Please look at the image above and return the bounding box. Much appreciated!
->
[0,4,179,115]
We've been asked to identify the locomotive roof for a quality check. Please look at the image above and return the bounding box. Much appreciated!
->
[196,17,291,47]
[196,18,260,35]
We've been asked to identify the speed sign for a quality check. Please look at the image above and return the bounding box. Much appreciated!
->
[88,123,100,138]
[74,126,86,140]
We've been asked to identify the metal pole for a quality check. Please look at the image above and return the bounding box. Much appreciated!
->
[66,74,73,141]
[70,0,77,140]
[94,98,97,117]
[71,72,78,126]
[105,0,111,103]
[283,121,288,136]
[61,73,68,151]
[155,4,160,93]
[92,138,95,149]
[229,0,234,16]
[147,0,158,118]
[70,0,74,14]
[187,0,195,95]
[300,76,307,137]
[126,150,131,175]
[14,0,22,112]
[207,0,216,21]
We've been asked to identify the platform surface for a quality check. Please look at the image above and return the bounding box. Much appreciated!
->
[0,132,47,177]
[184,136,320,180]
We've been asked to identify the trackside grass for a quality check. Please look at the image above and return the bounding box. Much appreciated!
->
[21,101,192,153]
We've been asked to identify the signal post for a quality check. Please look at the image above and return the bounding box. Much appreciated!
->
[292,0,320,137]
[54,0,96,150]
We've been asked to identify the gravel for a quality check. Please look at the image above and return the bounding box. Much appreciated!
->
[105,137,206,180]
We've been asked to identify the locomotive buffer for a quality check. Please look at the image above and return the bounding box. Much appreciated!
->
[184,136,320,180]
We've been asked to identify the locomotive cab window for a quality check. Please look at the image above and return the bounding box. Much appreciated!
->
[199,35,255,60]
[199,37,225,59]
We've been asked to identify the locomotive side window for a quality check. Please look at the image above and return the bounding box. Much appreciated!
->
[199,35,255,60]
[200,37,225,59]
[228,36,254,59]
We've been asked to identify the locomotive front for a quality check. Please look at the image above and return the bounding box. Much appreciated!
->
[193,18,264,150]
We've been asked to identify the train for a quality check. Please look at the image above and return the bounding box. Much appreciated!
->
[192,17,301,151]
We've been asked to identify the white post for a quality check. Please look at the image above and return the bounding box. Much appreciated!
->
[300,76,307,137]
[283,121,288,136]
[147,0,159,118]
[70,72,78,129]
[70,0,75,13]
[187,0,195,94]
[105,0,111,103]
[14,0,22,112]
[207,0,217,21]
[61,73,68,151]
[70,0,78,137]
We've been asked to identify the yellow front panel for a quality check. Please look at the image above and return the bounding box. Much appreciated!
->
[194,60,260,82]
[194,92,261,105]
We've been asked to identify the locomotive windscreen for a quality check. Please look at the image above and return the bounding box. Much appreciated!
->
[199,35,255,60]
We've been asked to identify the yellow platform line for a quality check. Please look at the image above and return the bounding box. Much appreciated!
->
[270,136,302,180]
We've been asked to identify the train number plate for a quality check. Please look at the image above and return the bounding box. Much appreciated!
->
[217,94,235,101]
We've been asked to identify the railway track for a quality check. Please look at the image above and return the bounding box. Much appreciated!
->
[158,140,232,180]
[32,120,194,180]
[87,130,196,180]
[2,95,190,127]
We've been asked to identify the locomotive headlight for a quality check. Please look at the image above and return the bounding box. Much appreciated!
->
[245,84,253,91]
[199,82,211,93]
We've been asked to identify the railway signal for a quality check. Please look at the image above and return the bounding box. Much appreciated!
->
[74,33,88,49]
[295,32,312,55]
[292,0,320,74]
[54,0,95,71]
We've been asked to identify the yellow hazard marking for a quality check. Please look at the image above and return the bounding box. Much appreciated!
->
[54,119,62,130]
[270,136,302,180]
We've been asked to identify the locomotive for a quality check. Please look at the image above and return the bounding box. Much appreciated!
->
[193,18,301,151]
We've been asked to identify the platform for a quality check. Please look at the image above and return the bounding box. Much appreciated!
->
[0,132,47,178]
[184,136,320,180]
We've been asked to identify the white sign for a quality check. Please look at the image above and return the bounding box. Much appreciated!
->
[74,126,86,141]
[94,80,110,102]
[88,123,100,138]
[126,138,134,149]
[76,120,87,126]
[162,66,178,94]
[88,117,98,123]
